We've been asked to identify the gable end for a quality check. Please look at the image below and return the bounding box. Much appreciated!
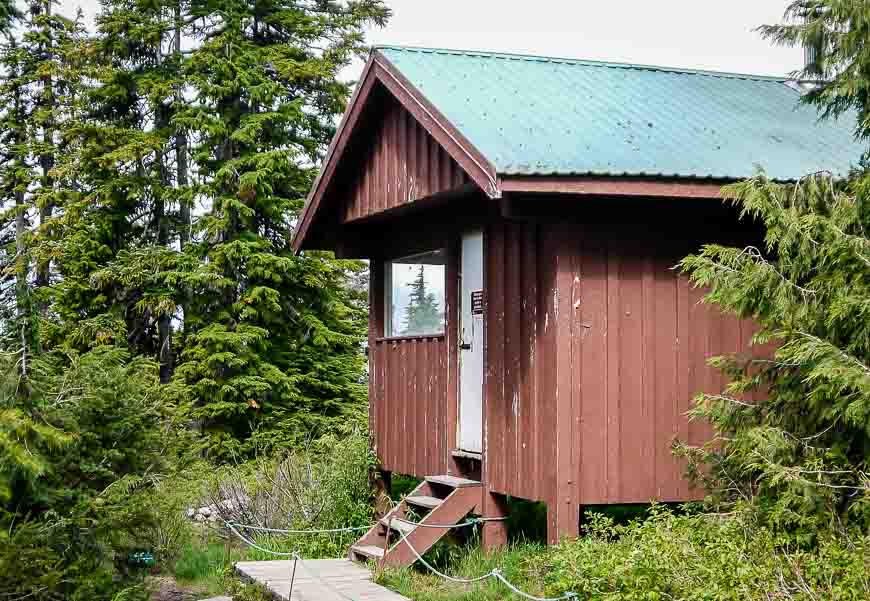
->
[339,92,472,223]
[292,50,499,253]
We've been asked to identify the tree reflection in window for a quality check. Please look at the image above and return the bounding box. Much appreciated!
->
[385,250,445,337]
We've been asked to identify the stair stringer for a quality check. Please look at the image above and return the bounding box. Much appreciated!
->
[383,484,480,567]
[349,479,482,568]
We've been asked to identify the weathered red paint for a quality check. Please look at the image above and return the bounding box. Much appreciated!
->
[499,175,727,198]
[298,71,768,547]
[363,200,761,546]
[371,336,446,476]
[292,51,497,253]
[368,237,465,479]
[480,213,762,542]
[340,94,469,224]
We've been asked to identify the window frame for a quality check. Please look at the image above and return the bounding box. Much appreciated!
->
[382,249,447,340]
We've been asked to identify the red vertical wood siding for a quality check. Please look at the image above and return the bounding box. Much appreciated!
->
[370,336,450,477]
[365,194,760,512]
[368,235,462,479]
[485,220,759,505]
[340,94,469,224]
[485,221,556,503]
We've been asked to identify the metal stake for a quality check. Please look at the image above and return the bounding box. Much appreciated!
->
[289,553,298,600]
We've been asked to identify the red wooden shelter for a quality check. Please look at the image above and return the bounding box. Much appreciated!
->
[292,46,861,563]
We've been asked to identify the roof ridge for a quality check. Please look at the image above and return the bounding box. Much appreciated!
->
[374,45,790,83]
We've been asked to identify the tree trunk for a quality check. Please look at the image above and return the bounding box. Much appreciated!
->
[15,184,29,380]
[11,47,30,382]
[34,0,53,291]
[175,1,190,248]
[155,34,173,385]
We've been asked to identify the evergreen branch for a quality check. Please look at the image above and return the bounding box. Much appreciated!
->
[795,330,870,379]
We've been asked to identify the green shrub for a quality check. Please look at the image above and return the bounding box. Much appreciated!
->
[376,543,551,601]
[193,429,376,560]
[0,348,165,601]
[390,474,422,501]
[122,464,212,569]
[380,507,869,601]
[536,507,870,601]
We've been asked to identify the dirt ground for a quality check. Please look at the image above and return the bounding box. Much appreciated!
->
[147,576,211,601]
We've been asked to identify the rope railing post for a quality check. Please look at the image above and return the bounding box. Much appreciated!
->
[380,515,392,569]
[288,553,298,600]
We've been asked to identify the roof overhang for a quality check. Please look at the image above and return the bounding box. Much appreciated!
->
[292,49,499,253]
[292,51,729,253]
[499,176,727,199]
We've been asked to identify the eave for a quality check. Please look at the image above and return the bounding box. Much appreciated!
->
[291,49,499,253]
[499,176,727,199]
[292,52,733,254]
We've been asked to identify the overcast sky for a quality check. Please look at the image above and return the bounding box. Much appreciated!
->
[59,0,803,79]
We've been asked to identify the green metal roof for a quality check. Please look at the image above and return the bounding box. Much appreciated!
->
[376,46,864,180]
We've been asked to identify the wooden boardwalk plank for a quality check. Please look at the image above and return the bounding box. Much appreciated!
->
[236,559,410,601]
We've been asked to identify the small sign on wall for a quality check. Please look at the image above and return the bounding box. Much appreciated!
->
[471,290,484,316]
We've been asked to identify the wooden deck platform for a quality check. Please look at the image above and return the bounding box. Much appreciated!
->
[235,558,410,601]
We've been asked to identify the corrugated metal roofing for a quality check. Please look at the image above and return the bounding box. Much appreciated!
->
[376,46,864,180]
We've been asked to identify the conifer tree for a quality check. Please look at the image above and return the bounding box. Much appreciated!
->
[403,264,442,335]
[170,0,387,458]
[0,12,162,599]
[45,0,188,376]
[0,2,84,372]
[679,1,870,540]
[680,175,870,539]
[759,1,870,142]
[0,0,18,32]
[0,38,36,370]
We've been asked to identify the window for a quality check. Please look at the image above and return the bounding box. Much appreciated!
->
[385,250,446,337]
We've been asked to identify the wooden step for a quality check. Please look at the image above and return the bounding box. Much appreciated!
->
[350,545,384,560]
[348,477,486,568]
[405,495,443,510]
[380,517,415,534]
[426,475,481,488]
[452,449,482,460]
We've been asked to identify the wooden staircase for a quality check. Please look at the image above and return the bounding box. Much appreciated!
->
[350,475,481,567]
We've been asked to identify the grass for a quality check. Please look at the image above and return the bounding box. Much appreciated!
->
[171,540,246,597]
[167,531,361,598]
[162,478,661,601]
[174,541,243,583]
[375,543,553,601]
[164,492,660,600]
[167,526,556,601]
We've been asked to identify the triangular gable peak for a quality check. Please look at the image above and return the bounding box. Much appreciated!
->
[292,50,498,252]
[340,93,471,222]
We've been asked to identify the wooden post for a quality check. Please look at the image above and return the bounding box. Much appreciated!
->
[547,501,580,545]
[480,491,509,552]
[372,469,392,519]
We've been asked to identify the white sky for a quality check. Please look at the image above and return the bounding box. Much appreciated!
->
[59,0,803,80]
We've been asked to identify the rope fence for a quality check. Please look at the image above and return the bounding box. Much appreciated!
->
[229,522,376,534]
[395,527,577,601]
[224,517,577,601]
[228,514,507,534]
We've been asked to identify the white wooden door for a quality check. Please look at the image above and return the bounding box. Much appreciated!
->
[458,230,484,453]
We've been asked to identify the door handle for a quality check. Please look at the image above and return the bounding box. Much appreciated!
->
[459,343,471,351]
